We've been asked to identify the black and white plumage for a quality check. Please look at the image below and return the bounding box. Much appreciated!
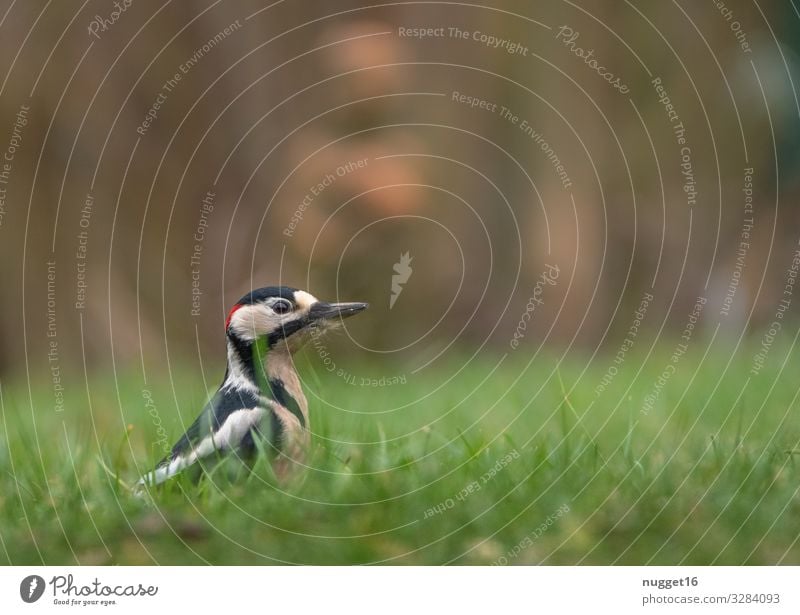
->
[137,286,367,488]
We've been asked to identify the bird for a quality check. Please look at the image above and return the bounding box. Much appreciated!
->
[137,286,368,488]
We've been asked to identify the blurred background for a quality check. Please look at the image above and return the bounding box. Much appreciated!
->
[0,0,798,386]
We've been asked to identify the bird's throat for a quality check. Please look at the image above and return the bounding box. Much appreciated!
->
[223,334,308,428]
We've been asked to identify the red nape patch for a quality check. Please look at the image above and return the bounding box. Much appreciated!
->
[225,304,243,331]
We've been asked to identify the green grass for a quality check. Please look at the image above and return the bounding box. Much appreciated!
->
[1,340,799,565]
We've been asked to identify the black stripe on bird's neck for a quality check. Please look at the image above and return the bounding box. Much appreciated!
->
[224,334,305,429]
[225,317,308,386]
[225,333,258,386]
[268,377,306,428]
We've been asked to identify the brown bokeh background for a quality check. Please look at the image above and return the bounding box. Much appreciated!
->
[0,1,798,383]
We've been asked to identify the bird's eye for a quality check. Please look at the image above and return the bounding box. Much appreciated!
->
[272,300,292,314]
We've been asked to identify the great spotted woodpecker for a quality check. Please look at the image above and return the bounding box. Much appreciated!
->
[137,286,368,488]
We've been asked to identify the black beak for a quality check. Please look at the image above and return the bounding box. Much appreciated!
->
[308,301,369,321]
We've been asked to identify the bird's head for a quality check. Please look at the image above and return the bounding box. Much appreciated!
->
[225,286,368,352]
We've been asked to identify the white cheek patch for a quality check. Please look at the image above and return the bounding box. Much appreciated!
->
[292,290,318,315]
[229,304,279,340]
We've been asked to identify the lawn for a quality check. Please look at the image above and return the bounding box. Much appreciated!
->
[1,339,798,565]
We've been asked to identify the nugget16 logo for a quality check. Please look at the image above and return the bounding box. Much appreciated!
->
[19,575,45,603]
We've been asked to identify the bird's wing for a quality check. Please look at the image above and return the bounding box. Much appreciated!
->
[138,387,267,487]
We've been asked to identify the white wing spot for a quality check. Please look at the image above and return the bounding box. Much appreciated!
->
[138,407,266,486]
